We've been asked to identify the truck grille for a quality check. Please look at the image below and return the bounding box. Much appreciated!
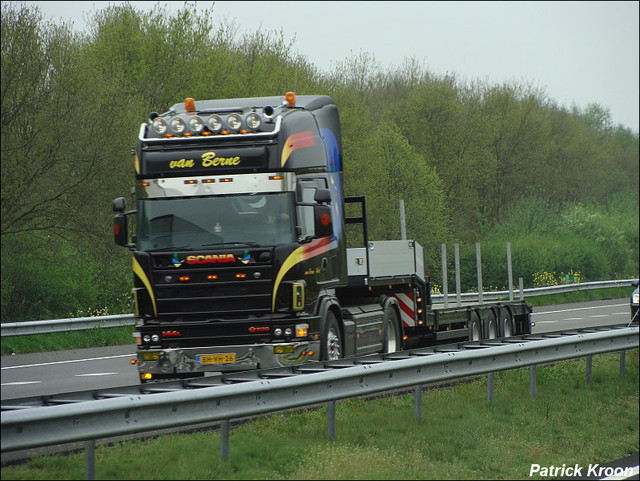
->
[151,252,273,319]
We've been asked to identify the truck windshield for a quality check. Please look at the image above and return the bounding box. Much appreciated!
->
[137,193,296,251]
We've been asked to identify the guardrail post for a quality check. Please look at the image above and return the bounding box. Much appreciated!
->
[586,356,592,385]
[476,243,483,304]
[220,419,230,460]
[85,440,95,480]
[327,401,336,441]
[529,366,537,397]
[507,242,514,301]
[441,244,449,308]
[487,372,494,402]
[519,278,524,301]
[620,350,626,376]
[455,244,461,307]
[414,385,422,418]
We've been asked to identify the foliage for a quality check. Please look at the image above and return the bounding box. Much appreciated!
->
[1,2,638,321]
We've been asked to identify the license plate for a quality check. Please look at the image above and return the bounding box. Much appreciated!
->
[197,353,236,365]
[274,345,294,354]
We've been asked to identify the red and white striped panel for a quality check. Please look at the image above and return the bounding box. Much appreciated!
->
[390,292,416,327]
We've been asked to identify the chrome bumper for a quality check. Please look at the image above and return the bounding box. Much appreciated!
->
[137,340,320,375]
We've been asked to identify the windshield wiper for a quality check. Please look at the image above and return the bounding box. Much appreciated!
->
[145,245,193,252]
[200,241,262,248]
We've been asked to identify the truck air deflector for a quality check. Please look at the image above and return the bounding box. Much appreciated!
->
[133,257,157,316]
[272,237,337,312]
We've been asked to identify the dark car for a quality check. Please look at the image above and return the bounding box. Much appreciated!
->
[631,281,639,322]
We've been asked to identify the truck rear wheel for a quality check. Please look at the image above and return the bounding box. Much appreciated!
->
[486,310,498,339]
[383,307,400,353]
[469,312,482,341]
[499,307,514,338]
[320,311,343,361]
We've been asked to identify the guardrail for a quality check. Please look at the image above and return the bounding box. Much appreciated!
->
[2,325,638,459]
[1,279,636,337]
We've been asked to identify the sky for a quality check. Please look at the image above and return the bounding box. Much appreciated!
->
[25,1,640,132]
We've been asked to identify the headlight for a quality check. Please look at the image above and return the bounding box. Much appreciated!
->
[143,334,151,343]
[207,115,222,131]
[170,117,186,134]
[227,114,242,130]
[188,116,204,133]
[151,334,160,342]
[152,118,167,135]
[246,113,261,130]
[633,292,639,304]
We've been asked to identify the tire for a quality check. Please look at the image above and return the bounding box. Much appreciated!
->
[383,307,400,353]
[469,311,482,341]
[320,311,343,361]
[499,307,514,338]
[486,310,498,339]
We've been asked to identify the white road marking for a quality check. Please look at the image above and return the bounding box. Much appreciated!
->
[532,303,627,315]
[1,381,42,386]
[1,354,133,371]
[75,373,118,377]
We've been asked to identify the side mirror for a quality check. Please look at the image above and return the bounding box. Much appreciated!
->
[314,188,331,204]
[114,213,129,247]
[113,197,126,213]
[314,204,333,238]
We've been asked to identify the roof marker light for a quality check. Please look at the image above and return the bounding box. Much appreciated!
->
[185,98,195,112]
[286,91,296,107]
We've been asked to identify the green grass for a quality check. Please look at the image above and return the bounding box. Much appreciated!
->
[523,286,632,307]
[1,287,633,356]
[2,351,637,480]
[0,326,136,356]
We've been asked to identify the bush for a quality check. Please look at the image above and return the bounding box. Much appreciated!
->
[447,234,609,292]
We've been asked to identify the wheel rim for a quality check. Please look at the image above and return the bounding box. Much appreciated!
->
[327,328,341,360]
[501,308,513,337]
[503,318,513,337]
[471,322,481,341]
[385,321,398,352]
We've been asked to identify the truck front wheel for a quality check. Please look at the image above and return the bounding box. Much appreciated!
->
[320,311,343,361]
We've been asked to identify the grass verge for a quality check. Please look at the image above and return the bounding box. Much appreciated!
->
[1,351,637,479]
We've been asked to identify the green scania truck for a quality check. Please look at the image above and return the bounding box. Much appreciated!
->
[113,92,532,383]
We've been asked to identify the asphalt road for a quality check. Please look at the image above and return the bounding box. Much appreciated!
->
[0,298,634,401]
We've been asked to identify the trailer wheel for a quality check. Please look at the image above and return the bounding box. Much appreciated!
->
[499,307,514,338]
[469,312,482,341]
[486,310,498,339]
[383,307,400,353]
[320,311,343,361]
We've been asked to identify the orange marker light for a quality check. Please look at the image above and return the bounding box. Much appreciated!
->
[285,91,296,107]
[185,98,195,112]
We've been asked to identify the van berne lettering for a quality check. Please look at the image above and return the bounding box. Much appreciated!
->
[169,158,195,169]
[202,151,241,167]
